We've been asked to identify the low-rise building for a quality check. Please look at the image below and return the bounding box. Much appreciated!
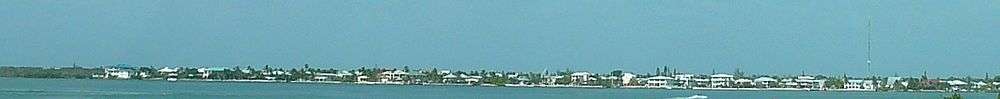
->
[793,76,825,88]
[673,74,695,87]
[753,77,778,88]
[570,72,594,85]
[645,76,673,87]
[845,80,875,90]
[379,70,408,83]
[104,68,132,79]
[710,74,734,88]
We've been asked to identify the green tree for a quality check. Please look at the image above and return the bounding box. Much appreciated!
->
[826,78,845,89]
[944,93,962,99]
[485,77,511,86]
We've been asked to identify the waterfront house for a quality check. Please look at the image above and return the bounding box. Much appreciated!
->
[544,75,565,85]
[157,67,178,75]
[460,74,482,84]
[103,68,132,79]
[262,69,289,80]
[972,81,988,89]
[644,76,674,87]
[407,71,426,83]
[753,77,778,88]
[621,73,637,86]
[709,74,734,88]
[944,80,969,91]
[442,74,461,83]
[692,78,711,87]
[378,70,408,83]
[570,72,594,85]
[734,79,752,88]
[197,67,227,78]
[353,71,371,82]
[793,76,826,89]
[673,74,695,87]
[514,77,531,85]
[780,78,798,88]
[844,80,875,90]
[157,67,179,81]
[314,71,353,81]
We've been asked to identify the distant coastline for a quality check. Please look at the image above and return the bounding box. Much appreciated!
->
[1,65,996,93]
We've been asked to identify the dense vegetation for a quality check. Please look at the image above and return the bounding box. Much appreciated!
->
[0,67,102,78]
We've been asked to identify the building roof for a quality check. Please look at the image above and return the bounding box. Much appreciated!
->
[570,72,592,76]
[443,74,458,78]
[796,79,826,83]
[381,70,408,75]
[195,67,227,73]
[646,76,672,80]
[847,80,872,83]
[673,74,695,77]
[710,74,734,78]
[753,77,777,82]
[796,76,815,80]
[973,82,988,86]
[735,79,753,82]
[157,67,177,72]
[946,80,968,85]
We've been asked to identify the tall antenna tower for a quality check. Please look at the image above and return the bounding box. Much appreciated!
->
[866,16,874,79]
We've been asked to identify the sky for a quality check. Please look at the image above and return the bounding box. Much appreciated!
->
[1,0,997,77]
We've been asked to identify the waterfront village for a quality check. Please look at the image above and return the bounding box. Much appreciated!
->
[2,64,998,92]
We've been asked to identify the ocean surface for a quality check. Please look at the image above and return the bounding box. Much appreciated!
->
[0,78,994,99]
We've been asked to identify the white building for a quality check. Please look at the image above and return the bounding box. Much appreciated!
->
[621,73,637,86]
[673,74,695,87]
[442,74,461,83]
[753,77,778,88]
[379,70,408,82]
[794,76,826,88]
[544,75,565,85]
[157,67,178,81]
[570,72,594,85]
[734,79,753,87]
[104,68,131,79]
[845,80,875,90]
[460,74,482,84]
[313,71,354,81]
[645,76,673,86]
[709,74,734,88]
[944,80,969,91]
[972,81,988,89]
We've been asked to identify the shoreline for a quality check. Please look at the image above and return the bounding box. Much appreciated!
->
[2,77,968,93]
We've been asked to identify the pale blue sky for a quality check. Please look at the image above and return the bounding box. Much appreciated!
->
[1,0,997,77]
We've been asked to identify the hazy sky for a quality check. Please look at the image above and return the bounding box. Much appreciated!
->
[1,0,997,76]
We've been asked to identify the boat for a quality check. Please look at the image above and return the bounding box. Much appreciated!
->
[671,94,708,99]
[686,95,708,99]
[166,78,178,82]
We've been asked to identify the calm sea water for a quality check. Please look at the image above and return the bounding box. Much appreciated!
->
[0,78,993,99]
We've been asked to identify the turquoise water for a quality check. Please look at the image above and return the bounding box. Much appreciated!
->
[0,78,994,99]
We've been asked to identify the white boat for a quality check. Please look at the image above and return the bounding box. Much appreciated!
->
[671,95,708,99]
[166,78,178,82]
[686,95,708,99]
